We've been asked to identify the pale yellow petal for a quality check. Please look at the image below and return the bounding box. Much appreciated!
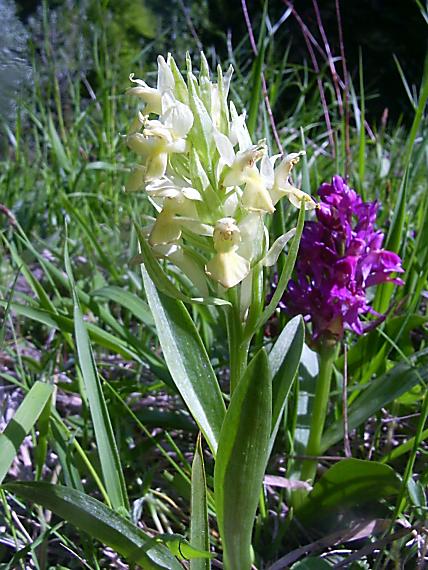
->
[205,251,250,289]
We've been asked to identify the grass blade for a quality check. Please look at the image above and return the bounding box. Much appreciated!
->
[64,239,129,512]
[0,382,53,484]
[321,354,427,452]
[3,482,181,569]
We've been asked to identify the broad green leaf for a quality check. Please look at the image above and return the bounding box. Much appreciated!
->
[0,382,53,484]
[287,344,319,480]
[191,434,210,570]
[214,349,272,570]
[65,241,128,512]
[296,459,401,525]
[141,265,225,455]
[321,356,427,452]
[3,482,181,569]
[269,316,304,454]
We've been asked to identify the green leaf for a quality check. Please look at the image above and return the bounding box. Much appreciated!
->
[48,115,71,172]
[34,388,52,480]
[321,357,427,452]
[0,382,53,484]
[3,482,181,569]
[373,169,408,314]
[191,434,210,570]
[381,426,428,464]
[65,240,128,512]
[155,534,212,560]
[247,2,267,137]
[288,344,319,480]
[92,286,154,326]
[296,459,401,524]
[214,349,272,570]
[256,203,306,330]
[0,299,168,379]
[269,316,305,454]
[141,265,225,455]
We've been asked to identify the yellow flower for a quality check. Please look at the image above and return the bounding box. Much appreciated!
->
[126,56,175,115]
[205,218,250,289]
[149,193,199,245]
[269,152,316,210]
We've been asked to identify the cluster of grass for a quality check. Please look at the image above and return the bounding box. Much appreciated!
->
[0,1,427,568]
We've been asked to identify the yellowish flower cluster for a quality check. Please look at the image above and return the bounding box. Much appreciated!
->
[125,54,315,292]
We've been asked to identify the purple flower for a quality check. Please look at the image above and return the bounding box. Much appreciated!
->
[282,176,404,340]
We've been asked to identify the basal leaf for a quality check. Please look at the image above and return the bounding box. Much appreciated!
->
[214,349,272,570]
[141,265,225,455]
[191,433,210,570]
[3,482,181,569]
[0,382,53,484]
[269,316,304,454]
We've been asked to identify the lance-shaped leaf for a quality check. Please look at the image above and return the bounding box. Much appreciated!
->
[0,382,53,484]
[65,241,128,512]
[214,349,272,570]
[256,203,305,330]
[3,482,181,570]
[269,316,305,455]
[191,434,211,570]
[141,265,225,455]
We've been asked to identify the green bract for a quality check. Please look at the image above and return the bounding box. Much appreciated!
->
[125,53,315,293]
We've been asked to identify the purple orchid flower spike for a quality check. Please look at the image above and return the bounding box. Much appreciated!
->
[282,176,404,342]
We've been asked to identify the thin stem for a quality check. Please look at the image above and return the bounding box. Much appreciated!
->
[300,342,340,484]
[226,288,250,395]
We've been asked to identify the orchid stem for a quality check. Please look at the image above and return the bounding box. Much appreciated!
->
[301,341,340,483]
[226,289,251,395]
[291,341,339,510]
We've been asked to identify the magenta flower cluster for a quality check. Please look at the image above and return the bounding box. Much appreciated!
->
[283,176,404,340]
